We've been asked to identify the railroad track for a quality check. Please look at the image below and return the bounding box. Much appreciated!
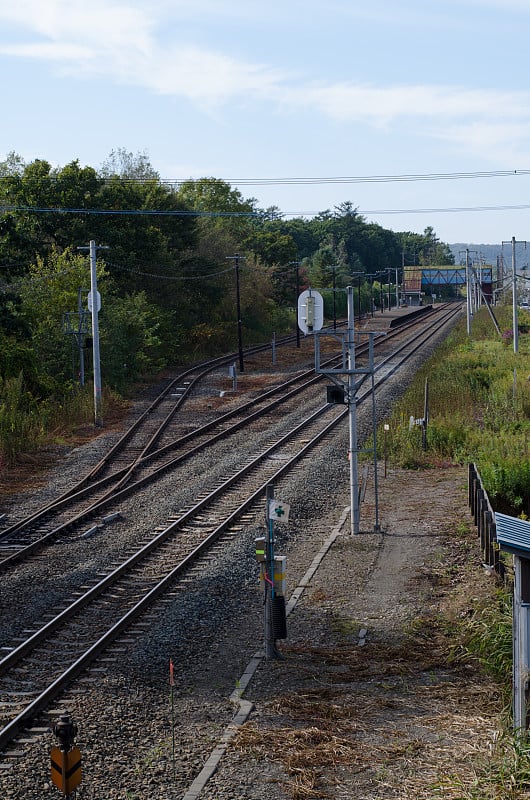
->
[0,333,313,537]
[0,302,462,756]
[0,304,452,568]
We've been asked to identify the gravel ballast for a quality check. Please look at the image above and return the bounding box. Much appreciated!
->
[0,311,500,800]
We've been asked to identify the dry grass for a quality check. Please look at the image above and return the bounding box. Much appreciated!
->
[232,580,510,798]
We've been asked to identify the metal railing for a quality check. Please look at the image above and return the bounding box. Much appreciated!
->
[468,462,504,578]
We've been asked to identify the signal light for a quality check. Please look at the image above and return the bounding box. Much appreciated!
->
[326,385,346,404]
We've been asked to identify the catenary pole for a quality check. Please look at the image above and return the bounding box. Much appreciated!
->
[466,248,472,335]
[502,237,526,354]
[227,254,245,372]
[89,241,103,426]
[78,240,107,426]
[512,237,519,354]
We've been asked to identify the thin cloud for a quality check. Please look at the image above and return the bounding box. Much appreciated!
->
[433,121,530,165]
[2,0,530,161]
[0,0,153,54]
[0,42,94,61]
[279,83,530,126]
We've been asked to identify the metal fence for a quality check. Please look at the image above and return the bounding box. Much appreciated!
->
[468,462,504,579]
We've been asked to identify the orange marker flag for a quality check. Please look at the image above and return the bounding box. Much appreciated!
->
[169,657,174,687]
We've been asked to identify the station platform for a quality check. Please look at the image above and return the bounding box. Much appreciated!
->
[360,304,434,331]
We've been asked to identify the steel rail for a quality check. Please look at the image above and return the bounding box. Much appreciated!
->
[0,306,444,549]
[0,303,460,751]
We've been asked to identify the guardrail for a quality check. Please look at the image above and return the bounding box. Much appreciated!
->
[468,462,504,578]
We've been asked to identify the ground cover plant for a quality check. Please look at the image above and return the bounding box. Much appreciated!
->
[386,304,530,516]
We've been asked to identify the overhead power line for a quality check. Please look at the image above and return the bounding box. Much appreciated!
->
[359,202,530,215]
[219,169,530,186]
[0,205,258,217]
[1,168,529,189]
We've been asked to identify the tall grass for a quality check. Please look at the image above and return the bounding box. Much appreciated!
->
[384,305,530,513]
[0,373,97,467]
[0,373,44,466]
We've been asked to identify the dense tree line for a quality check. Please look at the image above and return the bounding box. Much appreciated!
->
[0,150,454,459]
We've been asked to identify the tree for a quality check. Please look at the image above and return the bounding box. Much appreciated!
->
[99,148,160,181]
[100,292,171,392]
[397,228,454,267]
[18,247,110,389]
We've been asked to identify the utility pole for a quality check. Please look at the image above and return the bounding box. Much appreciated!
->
[89,240,102,426]
[312,286,381,534]
[78,240,107,426]
[466,248,472,336]
[227,254,245,372]
[502,237,526,354]
[327,264,339,330]
[289,261,301,347]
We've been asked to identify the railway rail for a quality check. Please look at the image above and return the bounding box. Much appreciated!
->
[0,304,450,569]
[0,302,462,756]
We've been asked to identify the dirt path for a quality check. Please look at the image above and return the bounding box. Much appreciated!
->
[202,465,504,800]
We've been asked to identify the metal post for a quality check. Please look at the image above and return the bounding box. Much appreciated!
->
[265,484,277,659]
[513,555,530,733]
[294,261,301,347]
[502,237,525,354]
[370,334,381,532]
[331,265,337,330]
[422,378,429,451]
[77,287,85,387]
[347,287,360,534]
[227,254,245,371]
[235,254,244,372]
[466,248,472,335]
[89,240,103,427]
[513,237,519,354]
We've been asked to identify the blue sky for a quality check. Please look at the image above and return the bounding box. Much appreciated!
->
[2,0,530,244]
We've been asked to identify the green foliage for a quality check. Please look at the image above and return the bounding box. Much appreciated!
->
[0,150,458,462]
[458,591,513,686]
[0,373,43,464]
[100,293,172,393]
[18,247,109,389]
[384,304,530,514]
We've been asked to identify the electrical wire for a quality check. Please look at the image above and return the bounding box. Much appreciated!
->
[0,205,258,217]
[215,169,530,186]
[2,168,524,186]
